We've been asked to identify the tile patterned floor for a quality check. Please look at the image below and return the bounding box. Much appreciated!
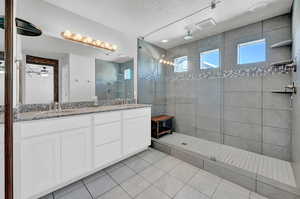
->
[41,148,268,199]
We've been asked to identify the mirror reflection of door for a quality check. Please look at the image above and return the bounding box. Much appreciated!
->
[24,55,58,104]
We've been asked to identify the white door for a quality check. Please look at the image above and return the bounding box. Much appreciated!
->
[69,54,94,102]
[123,116,151,155]
[20,134,60,199]
[61,128,91,181]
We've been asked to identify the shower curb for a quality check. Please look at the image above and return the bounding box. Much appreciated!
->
[151,137,300,199]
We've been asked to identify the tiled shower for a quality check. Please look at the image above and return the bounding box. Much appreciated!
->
[138,14,293,161]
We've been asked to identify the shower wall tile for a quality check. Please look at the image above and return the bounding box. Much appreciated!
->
[263,109,292,129]
[224,107,261,125]
[263,93,291,110]
[263,73,292,92]
[224,135,261,154]
[224,77,262,92]
[224,22,262,42]
[262,144,290,161]
[196,116,221,132]
[224,91,261,108]
[262,14,291,33]
[196,129,221,143]
[175,103,196,136]
[165,102,176,116]
[269,47,292,64]
[194,79,221,93]
[224,121,262,142]
[264,27,291,47]
[197,104,221,118]
[263,127,291,147]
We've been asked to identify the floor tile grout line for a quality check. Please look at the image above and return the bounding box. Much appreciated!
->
[102,149,167,199]
[105,168,135,199]
[81,179,95,199]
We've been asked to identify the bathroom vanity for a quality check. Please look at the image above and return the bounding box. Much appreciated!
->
[0,105,151,199]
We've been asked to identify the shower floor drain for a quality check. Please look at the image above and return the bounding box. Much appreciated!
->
[181,142,188,145]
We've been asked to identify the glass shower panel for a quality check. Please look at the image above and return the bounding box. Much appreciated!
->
[137,39,167,116]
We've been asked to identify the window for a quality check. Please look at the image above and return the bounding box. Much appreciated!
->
[238,39,266,65]
[124,68,131,80]
[174,56,188,72]
[200,49,220,69]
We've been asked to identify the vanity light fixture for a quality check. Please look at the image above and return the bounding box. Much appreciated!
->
[61,30,118,52]
[159,59,174,66]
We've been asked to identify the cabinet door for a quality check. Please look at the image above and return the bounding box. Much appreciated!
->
[123,116,151,155]
[20,135,60,199]
[61,128,91,181]
[69,54,94,102]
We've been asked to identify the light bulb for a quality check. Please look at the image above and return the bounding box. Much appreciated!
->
[73,33,82,41]
[86,37,93,43]
[159,59,163,63]
[63,30,72,38]
[95,40,102,46]
[112,45,118,51]
[104,42,111,49]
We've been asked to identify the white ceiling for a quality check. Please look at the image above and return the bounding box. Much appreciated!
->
[43,0,293,49]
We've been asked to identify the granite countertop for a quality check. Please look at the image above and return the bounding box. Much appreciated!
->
[0,104,151,123]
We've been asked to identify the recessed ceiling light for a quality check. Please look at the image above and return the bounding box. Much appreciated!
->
[161,39,169,43]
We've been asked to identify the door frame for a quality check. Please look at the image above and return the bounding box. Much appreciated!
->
[4,0,15,198]
[25,55,59,103]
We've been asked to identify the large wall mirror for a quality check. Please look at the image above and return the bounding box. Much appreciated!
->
[5,0,137,106]
[16,34,135,105]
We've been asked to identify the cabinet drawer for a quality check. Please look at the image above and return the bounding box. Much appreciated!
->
[123,108,151,119]
[20,116,91,138]
[94,122,121,146]
[94,141,121,168]
[94,112,121,125]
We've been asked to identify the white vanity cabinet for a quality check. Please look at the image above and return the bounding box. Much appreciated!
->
[123,108,151,155]
[16,116,92,199]
[14,106,151,199]
[93,111,122,168]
